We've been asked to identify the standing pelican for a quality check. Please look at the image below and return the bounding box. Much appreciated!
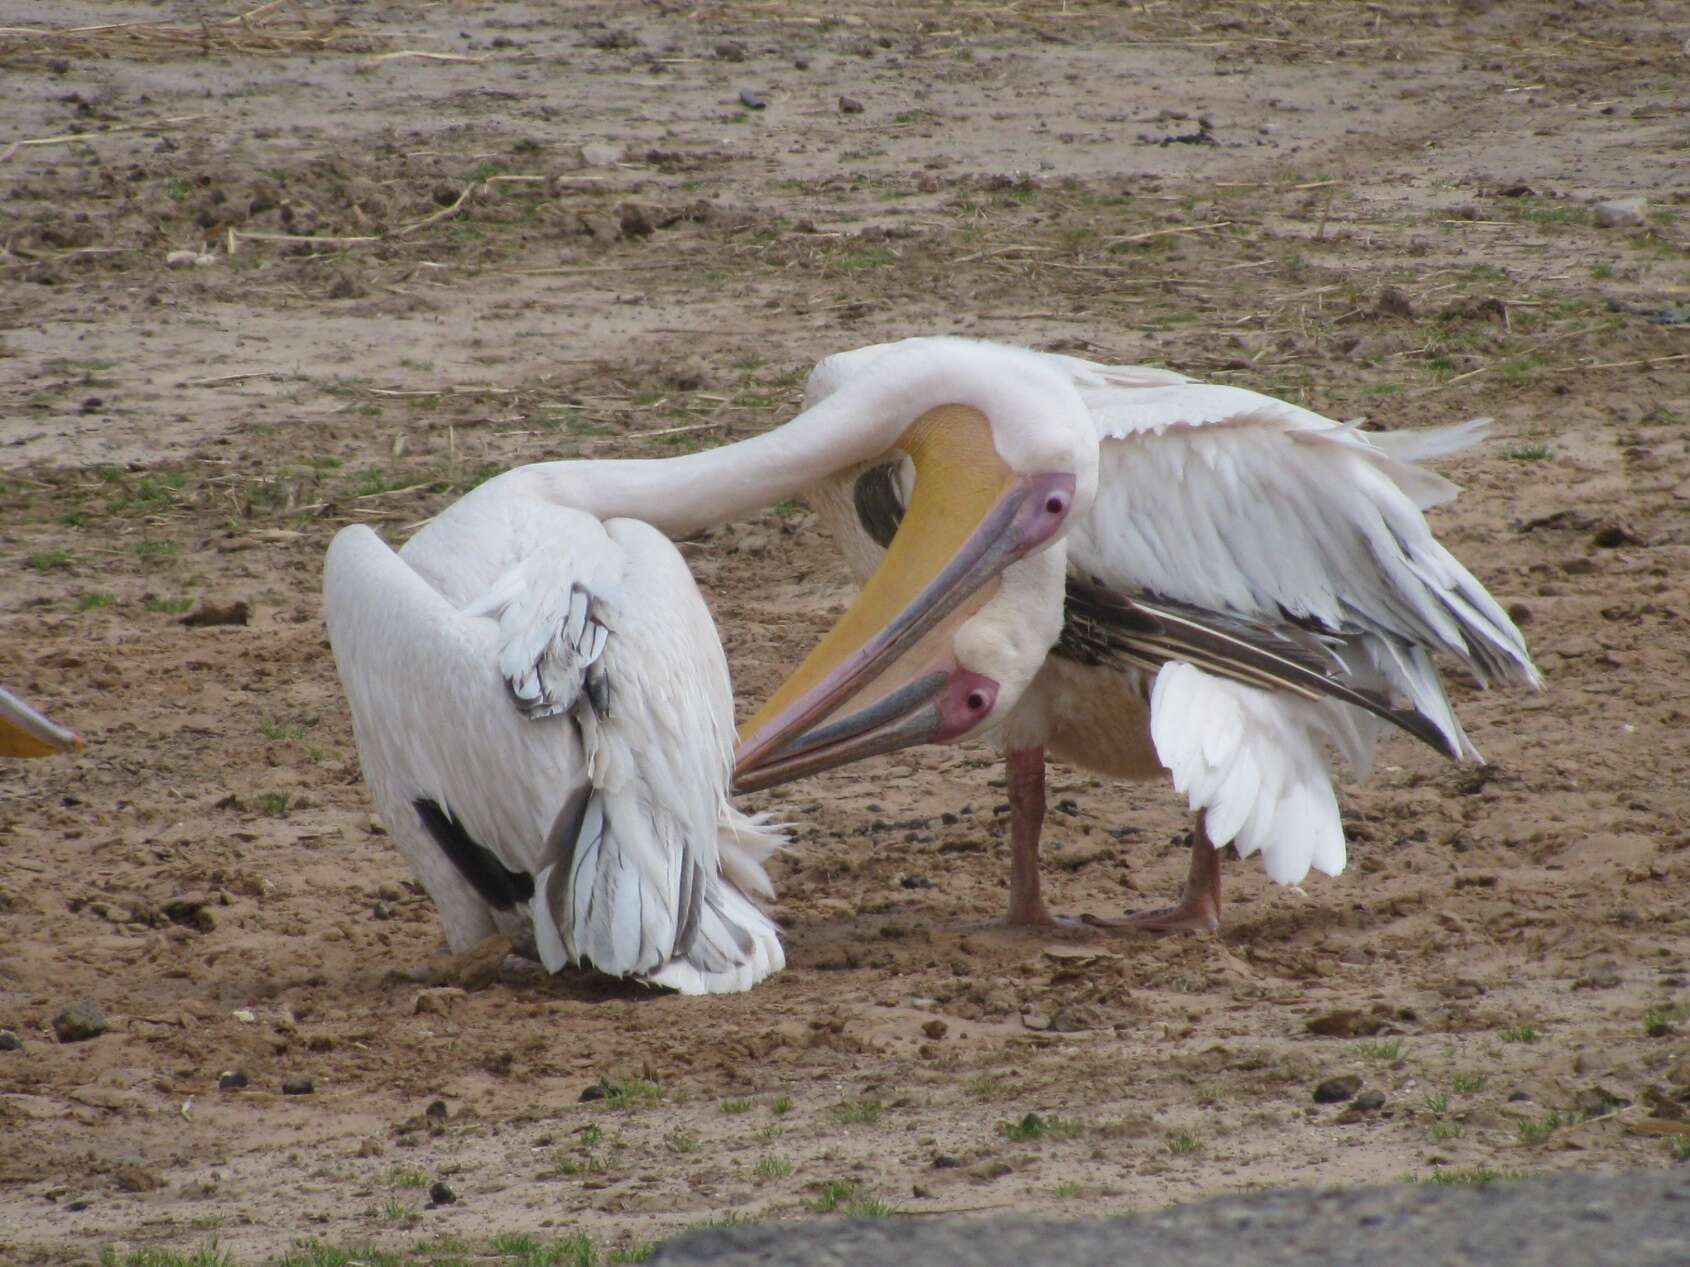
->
[786,337,1541,931]
[326,339,1095,991]
[0,687,82,758]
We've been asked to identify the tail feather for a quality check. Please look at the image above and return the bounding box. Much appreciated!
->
[1151,662,1350,885]
[531,794,788,994]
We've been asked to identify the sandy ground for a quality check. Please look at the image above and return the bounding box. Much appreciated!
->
[2,1,1688,1263]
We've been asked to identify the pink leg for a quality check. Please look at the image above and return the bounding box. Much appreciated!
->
[1003,747,1052,926]
[993,748,1090,930]
[1086,812,1223,933]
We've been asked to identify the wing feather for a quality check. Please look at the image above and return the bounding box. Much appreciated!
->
[325,506,785,994]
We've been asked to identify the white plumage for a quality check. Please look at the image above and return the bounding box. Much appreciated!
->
[324,494,784,994]
[804,337,1541,927]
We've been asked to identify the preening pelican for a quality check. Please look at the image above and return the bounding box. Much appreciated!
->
[0,686,81,758]
[326,340,1095,991]
[791,337,1542,931]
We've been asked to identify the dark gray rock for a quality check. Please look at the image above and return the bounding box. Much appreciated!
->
[53,1001,107,1043]
[649,1170,1690,1266]
[0,1028,22,1051]
[1313,1075,1361,1104]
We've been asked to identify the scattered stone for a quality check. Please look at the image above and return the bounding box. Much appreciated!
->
[1376,286,1415,319]
[912,1182,934,1199]
[426,1099,449,1121]
[1313,1076,1363,1104]
[281,1076,315,1096]
[738,88,767,110]
[839,95,865,114]
[408,986,463,1020]
[327,271,367,300]
[922,1019,949,1041]
[53,1001,108,1043]
[580,141,624,167]
[165,249,216,269]
[428,1181,457,1206]
[0,1029,21,1051]
[1591,521,1646,549]
[579,1083,607,1103]
[794,55,810,70]
[1495,182,1537,197]
[932,1153,960,1169]
[218,1070,248,1091]
[180,601,250,628]
[1305,1009,1385,1038]
[713,40,747,62]
[1020,1011,1052,1032]
[1574,1086,1631,1116]
[618,202,656,238]
[1508,602,1533,626]
[967,1159,1014,1182]
[1593,197,1646,228]
[1353,1090,1387,1112]
[114,1164,163,1193]
[1508,1089,1534,1102]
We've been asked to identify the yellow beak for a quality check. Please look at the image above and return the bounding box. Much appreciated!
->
[0,686,83,758]
[734,403,1074,792]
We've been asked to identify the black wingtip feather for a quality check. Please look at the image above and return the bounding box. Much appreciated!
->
[414,798,534,910]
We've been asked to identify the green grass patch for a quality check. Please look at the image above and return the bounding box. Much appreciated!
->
[807,1178,893,1217]
[1349,1039,1405,1062]
[257,793,290,817]
[1516,1109,1576,1146]
[595,1077,662,1111]
[1643,1003,1688,1037]
[78,590,116,610]
[831,1099,882,1126]
[1002,1112,1083,1142]
[1422,1166,1533,1186]
[26,548,75,571]
[1165,1130,1201,1155]
[753,1153,794,1179]
[1451,1071,1485,1094]
[1500,1024,1542,1043]
[145,596,194,614]
[98,1243,235,1267]
[720,1097,753,1115]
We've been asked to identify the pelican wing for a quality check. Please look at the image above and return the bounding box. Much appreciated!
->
[1068,380,1540,750]
[325,510,783,993]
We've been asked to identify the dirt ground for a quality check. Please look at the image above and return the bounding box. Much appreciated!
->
[2,1,1688,1263]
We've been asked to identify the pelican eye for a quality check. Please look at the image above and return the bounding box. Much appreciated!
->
[1044,493,1068,516]
[966,690,989,712]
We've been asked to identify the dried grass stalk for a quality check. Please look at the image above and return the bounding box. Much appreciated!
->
[0,2,388,65]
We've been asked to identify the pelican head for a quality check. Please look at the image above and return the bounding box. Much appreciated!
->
[734,340,1091,792]
[0,686,82,758]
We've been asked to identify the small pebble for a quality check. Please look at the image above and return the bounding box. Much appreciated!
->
[428,1181,457,1206]
[53,1001,108,1043]
[218,1070,248,1091]
[0,1029,21,1051]
[1593,197,1646,228]
[1353,1090,1387,1111]
[738,88,767,110]
[282,1076,315,1096]
[426,1099,449,1121]
[579,1083,606,1102]
[838,95,865,114]
[922,1019,949,1040]
[713,40,746,62]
